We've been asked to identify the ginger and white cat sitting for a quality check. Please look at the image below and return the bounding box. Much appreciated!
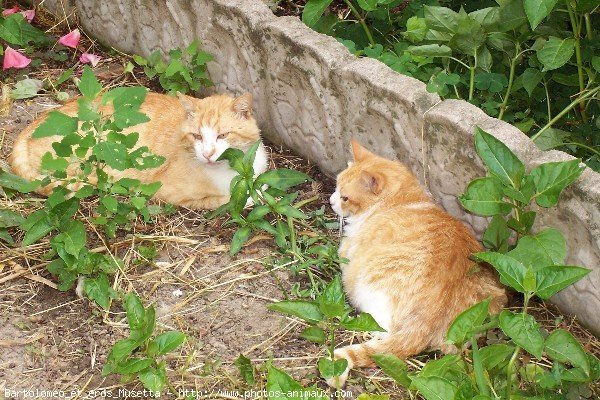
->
[327,140,507,387]
[10,92,267,209]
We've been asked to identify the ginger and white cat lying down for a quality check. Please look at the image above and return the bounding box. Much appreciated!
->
[10,92,267,209]
[327,140,507,387]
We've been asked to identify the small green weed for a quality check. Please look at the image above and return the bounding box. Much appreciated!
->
[132,40,213,95]
[102,293,186,395]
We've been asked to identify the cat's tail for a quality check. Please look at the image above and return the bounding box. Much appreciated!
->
[9,124,39,182]
[326,334,427,388]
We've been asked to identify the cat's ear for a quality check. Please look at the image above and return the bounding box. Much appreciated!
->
[361,170,384,195]
[177,92,196,118]
[232,93,253,119]
[350,140,372,162]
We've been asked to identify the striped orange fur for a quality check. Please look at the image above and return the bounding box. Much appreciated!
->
[327,140,507,387]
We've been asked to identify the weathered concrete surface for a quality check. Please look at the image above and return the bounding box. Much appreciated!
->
[38,0,600,335]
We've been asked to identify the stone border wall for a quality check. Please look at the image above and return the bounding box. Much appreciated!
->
[38,0,600,335]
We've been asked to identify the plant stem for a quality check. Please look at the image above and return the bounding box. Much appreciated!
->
[566,0,587,121]
[531,85,600,141]
[584,13,593,39]
[293,195,320,209]
[469,65,475,101]
[543,78,552,121]
[505,294,532,398]
[471,335,490,396]
[287,216,298,255]
[341,0,376,47]
[498,45,520,120]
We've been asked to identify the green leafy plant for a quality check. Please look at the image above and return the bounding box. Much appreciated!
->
[209,141,312,255]
[132,40,213,95]
[269,275,384,388]
[5,66,167,308]
[102,293,186,395]
[266,365,330,399]
[372,127,597,399]
[299,0,600,170]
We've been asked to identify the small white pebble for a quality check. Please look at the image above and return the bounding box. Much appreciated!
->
[172,289,183,297]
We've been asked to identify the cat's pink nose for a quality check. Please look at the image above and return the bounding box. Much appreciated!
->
[203,147,216,159]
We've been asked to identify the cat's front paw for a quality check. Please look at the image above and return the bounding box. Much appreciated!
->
[325,349,352,388]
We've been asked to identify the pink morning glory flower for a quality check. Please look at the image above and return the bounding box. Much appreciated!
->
[3,46,32,70]
[79,53,101,67]
[58,29,81,49]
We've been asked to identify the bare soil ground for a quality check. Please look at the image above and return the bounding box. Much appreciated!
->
[0,4,598,400]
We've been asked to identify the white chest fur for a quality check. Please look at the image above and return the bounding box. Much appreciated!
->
[205,142,268,195]
[350,279,392,334]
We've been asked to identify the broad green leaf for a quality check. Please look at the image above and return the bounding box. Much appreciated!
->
[404,16,428,43]
[495,0,527,32]
[341,312,385,332]
[474,127,524,189]
[318,357,348,379]
[138,366,166,394]
[0,228,14,245]
[524,0,558,30]
[508,228,566,269]
[131,305,156,343]
[53,220,86,256]
[0,170,39,193]
[449,10,485,55]
[22,216,54,246]
[242,140,260,170]
[230,226,251,255]
[473,252,526,293]
[93,142,130,171]
[0,13,50,46]
[10,78,43,99]
[40,153,68,172]
[424,6,459,33]
[469,7,500,29]
[268,300,323,323]
[447,299,490,345]
[102,338,139,375]
[318,275,346,318]
[357,0,377,11]
[234,354,255,385]
[302,0,334,27]
[32,111,78,138]
[125,293,146,329]
[520,68,544,97]
[460,177,513,216]
[479,343,515,370]
[300,326,326,344]
[535,265,590,299]
[474,73,508,93]
[530,159,585,207]
[419,354,466,382]
[411,376,457,400]
[154,331,186,355]
[84,273,111,309]
[0,208,25,228]
[115,358,153,374]
[371,353,411,387]
[79,66,102,98]
[592,56,600,74]
[533,128,569,151]
[536,36,576,72]
[407,44,452,57]
[101,196,119,213]
[255,169,311,190]
[545,329,590,374]
[482,215,510,251]
[266,366,302,395]
[499,310,544,358]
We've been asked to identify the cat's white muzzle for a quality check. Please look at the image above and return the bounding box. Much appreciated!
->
[330,190,346,217]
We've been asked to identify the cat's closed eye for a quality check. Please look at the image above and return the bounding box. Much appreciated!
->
[193,132,203,140]
[217,132,230,140]
[341,195,349,202]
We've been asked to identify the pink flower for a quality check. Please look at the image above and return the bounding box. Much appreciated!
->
[79,53,101,67]
[2,5,19,16]
[21,9,35,22]
[2,46,32,70]
[58,29,80,49]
